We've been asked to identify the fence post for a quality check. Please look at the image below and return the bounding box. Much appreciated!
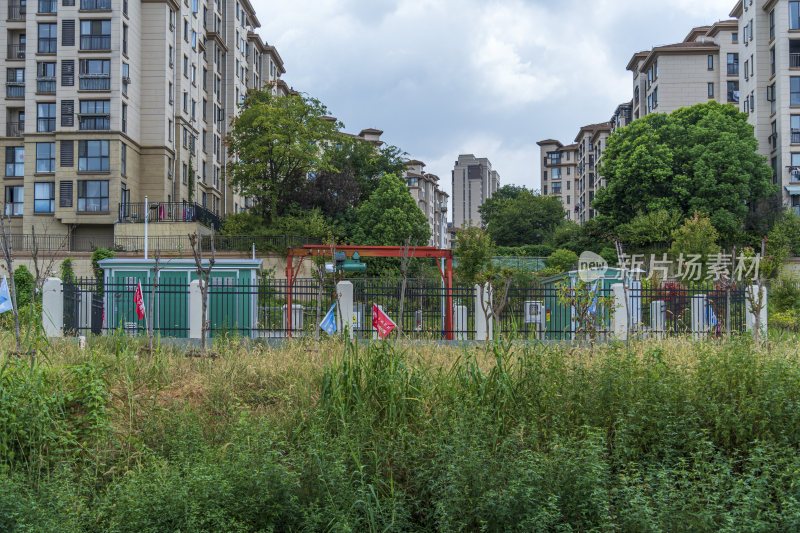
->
[611,284,628,341]
[746,285,768,336]
[42,277,63,338]
[475,283,492,341]
[454,305,467,341]
[336,281,354,339]
[650,300,666,339]
[691,294,709,338]
[189,279,202,340]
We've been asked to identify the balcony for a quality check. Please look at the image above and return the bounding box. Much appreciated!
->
[793,129,800,144]
[37,0,56,13]
[80,0,111,9]
[37,77,55,93]
[7,44,25,60]
[118,201,221,231]
[6,82,24,98]
[727,63,739,75]
[37,117,55,132]
[792,54,800,69]
[7,3,26,19]
[80,35,111,50]
[79,74,110,90]
[78,114,110,130]
[790,167,800,183]
[5,121,24,137]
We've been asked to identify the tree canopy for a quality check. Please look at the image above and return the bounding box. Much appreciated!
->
[479,186,566,247]
[350,173,430,246]
[594,102,775,245]
[226,90,342,222]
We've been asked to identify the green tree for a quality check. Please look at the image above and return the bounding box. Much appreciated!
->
[479,187,566,246]
[350,173,430,246]
[595,102,775,244]
[767,209,800,261]
[13,265,34,304]
[453,226,495,286]
[226,90,342,222]
[616,209,683,249]
[668,212,721,281]
[545,249,579,273]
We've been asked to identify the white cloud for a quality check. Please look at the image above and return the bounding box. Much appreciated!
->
[250,0,745,201]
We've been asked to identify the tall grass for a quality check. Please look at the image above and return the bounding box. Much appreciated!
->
[1,333,800,531]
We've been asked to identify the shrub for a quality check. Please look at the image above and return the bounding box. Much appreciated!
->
[545,249,578,273]
[13,265,34,305]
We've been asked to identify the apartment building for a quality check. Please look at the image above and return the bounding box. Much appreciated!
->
[0,0,284,240]
[628,20,740,119]
[451,154,499,229]
[732,0,800,214]
[403,160,448,248]
[536,139,578,221]
[575,122,611,224]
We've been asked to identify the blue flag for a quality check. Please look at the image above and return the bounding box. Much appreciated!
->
[0,277,12,314]
[320,303,337,336]
[587,281,599,316]
[707,304,719,328]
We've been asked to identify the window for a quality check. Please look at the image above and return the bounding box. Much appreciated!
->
[202,98,207,120]
[771,121,778,150]
[169,45,174,67]
[183,91,188,111]
[168,82,173,104]
[80,0,111,9]
[37,102,56,132]
[792,1,800,30]
[122,103,127,133]
[39,0,57,13]
[78,140,109,171]
[34,182,55,213]
[192,30,197,49]
[79,58,110,90]
[121,143,126,175]
[727,53,738,75]
[191,99,196,119]
[183,55,188,77]
[768,83,776,113]
[5,186,23,216]
[792,116,800,144]
[38,23,58,53]
[79,100,110,130]
[168,119,173,141]
[182,163,187,183]
[77,180,108,212]
[551,167,562,179]
[792,154,800,177]
[707,83,714,98]
[122,23,128,55]
[792,77,800,106]
[653,87,658,107]
[122,63,129,95]
[708,55,714,69]
[183,19,189,41]
[744,59,749,80]
[192,0,198,13]
[5,147,24,177]
[750,91,755,112]
[732,32,738,43]
[80,19,110,50]
[37,62,56,93]
[771,48,776,75]
[770,9,775,40]
[191,64,196,84]
[727,80,739,103]
[6,68,24,99]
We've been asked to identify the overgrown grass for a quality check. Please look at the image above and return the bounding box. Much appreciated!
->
[2,333,800,531]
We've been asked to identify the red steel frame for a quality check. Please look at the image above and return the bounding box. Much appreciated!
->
[285,245,455,339]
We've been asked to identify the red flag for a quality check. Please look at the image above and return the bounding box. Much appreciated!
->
[372,303,396,339]
[134,282,146,320]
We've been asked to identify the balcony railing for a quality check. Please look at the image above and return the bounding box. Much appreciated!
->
[727,63,739,75]
[80,0,111,9]
[7,44,25,60]
[37,77,55,93]
[38,0,56,13]
[793,130,800,144]
[790,166,800,183]
[80,35,110,50]
[37,38,56,54]
[6,121,24,137]
[4,203,23,217]
[118,201,222,231]
[792,53,800,69]
[79,74,110,90]
[37,117,55,132]
[5,82,24,98]
[78,114,110,130]
[8,3,26,19]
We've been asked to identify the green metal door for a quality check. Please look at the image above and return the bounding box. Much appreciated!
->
[110,271,149,334]
[158,270,189,338]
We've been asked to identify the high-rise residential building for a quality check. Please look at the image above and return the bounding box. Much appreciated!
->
[0,0,285,239]
[537,139,578,221]
[403,160,449,248]
[575,122,611,224]
[628,20,740,120]
[451,154,499,229]
[732,0,800,215]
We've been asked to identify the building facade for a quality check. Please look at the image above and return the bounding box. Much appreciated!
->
[0,0,285,239]
[403,159,448,248]
[451,154,499,229]
[732,0,800,214]
[537,139,578,221]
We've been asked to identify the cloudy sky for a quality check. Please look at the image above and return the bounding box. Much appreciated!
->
[251,0,736,202]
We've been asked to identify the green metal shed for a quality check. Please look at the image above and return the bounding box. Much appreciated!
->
[98,258,262,338]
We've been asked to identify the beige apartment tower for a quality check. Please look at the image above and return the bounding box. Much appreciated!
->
[537,139,578,221]
[0,0,285,241]
[403,159,449,248]
[451,154,499,229]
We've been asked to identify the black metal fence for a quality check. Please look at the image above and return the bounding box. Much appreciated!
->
[118,202,221,231]
[60,278,751,341]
